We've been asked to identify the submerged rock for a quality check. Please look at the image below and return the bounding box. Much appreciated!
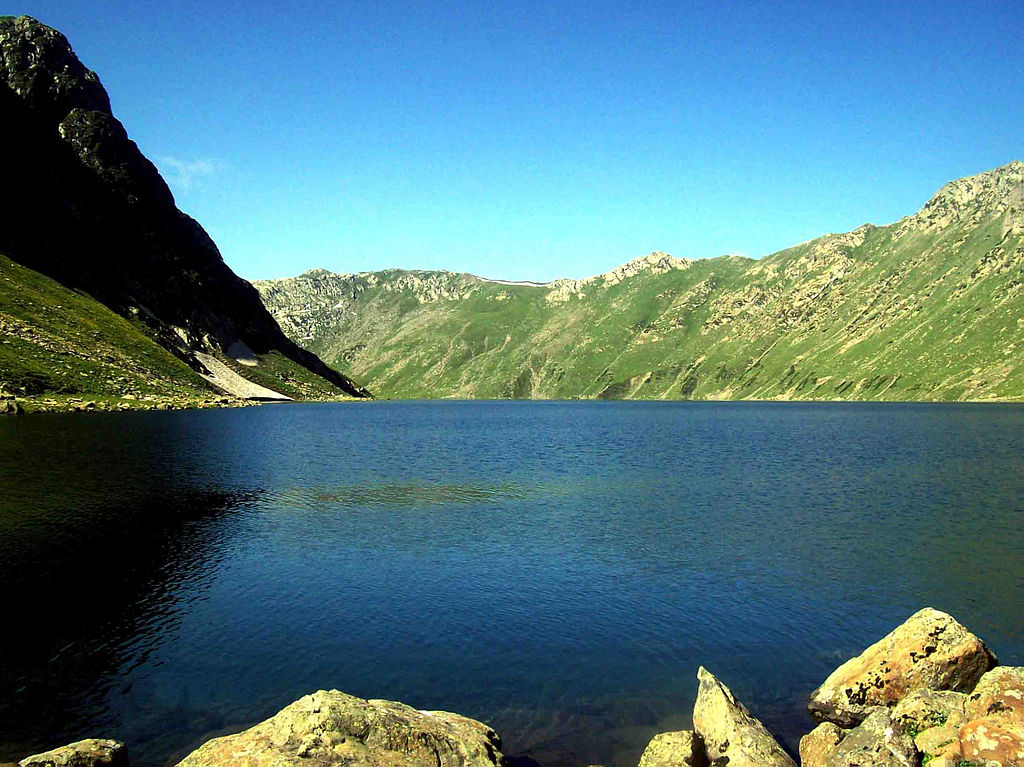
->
[808,608,996,727]
[175,689,506,767]
[637,730,708,767]
[691,667,795,767]
[18,740,127,767]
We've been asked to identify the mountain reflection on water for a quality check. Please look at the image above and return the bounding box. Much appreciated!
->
[0,401,1021,767]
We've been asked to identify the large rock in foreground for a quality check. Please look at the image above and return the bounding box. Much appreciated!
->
[798,722,845,767]
[821,708,917,767]
[175,690,505,767]
[808,608,996,727]
[958,666,1024,766]
[18,740,127,767]
[692,667,795,767]
[637,730,708,767]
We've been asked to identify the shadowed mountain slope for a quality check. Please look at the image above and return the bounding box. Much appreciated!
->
[0,16,368,403]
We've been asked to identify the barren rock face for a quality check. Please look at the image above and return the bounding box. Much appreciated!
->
[18,740,127,767]
[691,667,795,767]
[808,608,996,727]
[175,690,506,767]
[637,730,708,767]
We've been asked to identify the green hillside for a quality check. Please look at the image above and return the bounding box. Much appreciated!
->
[0,253,362,411]
[255,161,1024,401]
[0,252,214,407]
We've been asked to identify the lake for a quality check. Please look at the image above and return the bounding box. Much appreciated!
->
[1,401,1022,766]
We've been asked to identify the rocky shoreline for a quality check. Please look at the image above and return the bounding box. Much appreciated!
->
[6,609,1021,767]
[0,391,368,415]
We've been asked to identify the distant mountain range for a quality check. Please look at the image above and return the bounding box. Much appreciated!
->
[256,162,1024,401]
[0,16,367,408]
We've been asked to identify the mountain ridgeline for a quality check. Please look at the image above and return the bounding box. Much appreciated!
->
[257,162,1024,401]
[0,16,367,406]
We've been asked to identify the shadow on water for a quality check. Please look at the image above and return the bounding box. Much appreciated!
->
[0,414,255,761]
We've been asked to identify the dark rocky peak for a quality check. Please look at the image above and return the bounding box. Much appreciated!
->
[0,15,111,124]
[0,16,366,397]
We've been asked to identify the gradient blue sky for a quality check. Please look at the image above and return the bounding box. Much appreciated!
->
[12,0,1024,281]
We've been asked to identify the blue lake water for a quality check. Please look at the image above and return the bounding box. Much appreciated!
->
[0,401,1022,766]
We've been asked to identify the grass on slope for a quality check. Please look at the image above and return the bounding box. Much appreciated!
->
[260,218,1022,402]
[0,253,214,400]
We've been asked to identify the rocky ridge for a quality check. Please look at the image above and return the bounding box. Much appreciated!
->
[12,609,1021,767]
[255,162,1024,401]
[0,16,367,405]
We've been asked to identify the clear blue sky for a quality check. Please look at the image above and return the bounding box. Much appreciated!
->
[12,0,1024,281]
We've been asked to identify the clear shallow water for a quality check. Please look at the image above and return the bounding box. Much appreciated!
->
[0,401,1022,767]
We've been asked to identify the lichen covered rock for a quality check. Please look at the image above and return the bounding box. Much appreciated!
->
[808,608,996,727]
[821,708,916,767]
[175,690,505,767]
[692,667,795,767]
[18,740,127,767]
[637,730,708,767]
[958,666,1024,766]
[798,722,845,767]
[891,688,968,734]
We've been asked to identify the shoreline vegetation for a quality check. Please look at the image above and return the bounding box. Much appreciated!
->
[2,393,1022,417]
[7,609,1021,767]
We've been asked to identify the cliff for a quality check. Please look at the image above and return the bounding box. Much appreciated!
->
[0,16,368,404]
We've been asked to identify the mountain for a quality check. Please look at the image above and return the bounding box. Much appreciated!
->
[256,162,1024,401]
[0,16,368,407]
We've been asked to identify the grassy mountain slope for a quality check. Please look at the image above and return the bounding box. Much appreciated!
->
[256,162,1024,401]
[0,253,214,403]
[0,16,367,406]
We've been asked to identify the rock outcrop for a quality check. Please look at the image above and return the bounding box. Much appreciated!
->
[17,740,127,767]
[255,162,1024,402]
[637,730,708,767]
[0,15,367,400]
[807,608,997,727]
[175,690,506,767]
[692,667,795,767]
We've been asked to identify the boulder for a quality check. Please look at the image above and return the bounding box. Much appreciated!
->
[808,608,996,727]
[964,666,1024,722]
[798,722,845,767]
[957,666,1024,766]
[891,688,967,734]
[691,667,795,767]
[175,689,506,767]
[821,708,917,767]
[638,730,708,767]
[18,740,127,767]
[959,718,1024,765]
